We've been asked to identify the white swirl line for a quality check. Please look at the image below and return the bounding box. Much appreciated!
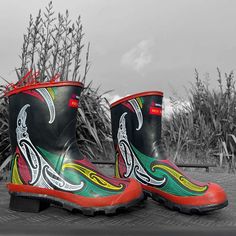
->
[117,112,166,186]
[16,104,84,191]
[128,99,143,131]
[36,88,56,124]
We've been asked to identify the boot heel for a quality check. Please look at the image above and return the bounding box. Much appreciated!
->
[9,195,50,213]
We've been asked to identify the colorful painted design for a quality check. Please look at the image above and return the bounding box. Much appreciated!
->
[22,90,45,102]
[62,163,124,191]
[11,154,23,185]
[22,86,56,124]
[117,112,166,186]
[36,148,125,197]
[151,163,208,193]
[128,99,143,131]
[115,154,120,178]
[117,108,208,196]
[122,97,144,130]
[12,103,126,197]
[16,104,84,191]
[15,147,31,183]
[115,149,127,178]
[122,102,135,112]
[36,88,56,124]
[131,143,208,196]
[47,87,56,100]
[136,97,143,108]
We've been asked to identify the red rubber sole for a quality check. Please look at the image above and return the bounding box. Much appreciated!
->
[142,184,228,214]
[9,191,144,216]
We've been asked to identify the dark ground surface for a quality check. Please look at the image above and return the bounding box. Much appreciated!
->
[0,166,235,235]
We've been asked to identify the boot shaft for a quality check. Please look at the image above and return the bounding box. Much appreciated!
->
[7,82,83,156]
[111,91,163,159]
[6,81,129,195]
[111,91,228,214]
[6,81,144,213]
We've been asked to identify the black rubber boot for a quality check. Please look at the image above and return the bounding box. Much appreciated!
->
[5,78,143,216]
[111,91,228,214]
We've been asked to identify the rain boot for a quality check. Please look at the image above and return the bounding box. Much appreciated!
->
[5,78,143,216]
[110,91,228,214]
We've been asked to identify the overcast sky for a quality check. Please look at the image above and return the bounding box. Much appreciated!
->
[1,0,236,100]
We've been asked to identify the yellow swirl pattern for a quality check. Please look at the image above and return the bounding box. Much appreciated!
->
[152,164,208,193]
[12,155,23,184]
[47,88,55,100]
[115,155,120,178]
[62,163,124,191]
[136,97,143,108]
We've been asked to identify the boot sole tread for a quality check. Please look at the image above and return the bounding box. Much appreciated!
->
[9,191,144,216]
[144,191,228,214]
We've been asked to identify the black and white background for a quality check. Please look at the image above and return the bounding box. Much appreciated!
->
[0,0,236,235]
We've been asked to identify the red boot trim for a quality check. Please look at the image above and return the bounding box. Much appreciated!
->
[7,179,142,208]
[5,81,84,97]
[110,91,163,108]
[142,183,227,206]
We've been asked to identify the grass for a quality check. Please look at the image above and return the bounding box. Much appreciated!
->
[13,1,89,83]
[0,2,113,178]
[1,2,236,177]
[77,86,114,161]
[162,68,236,173]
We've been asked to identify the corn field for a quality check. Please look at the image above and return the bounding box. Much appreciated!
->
[163,68,236,173]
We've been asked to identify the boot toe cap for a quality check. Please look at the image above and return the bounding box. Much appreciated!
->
[111,178,143,206]
[202,182,228,205]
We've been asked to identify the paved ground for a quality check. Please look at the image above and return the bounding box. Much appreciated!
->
[0,167,235,235]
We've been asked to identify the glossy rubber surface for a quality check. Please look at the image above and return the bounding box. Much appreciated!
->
[7,82,143,213]
[111,92,228,213]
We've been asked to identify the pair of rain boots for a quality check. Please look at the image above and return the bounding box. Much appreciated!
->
[5,79,228,216]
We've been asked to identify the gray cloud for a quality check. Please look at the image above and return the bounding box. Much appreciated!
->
[121,40,154,73]
[1,0,236,99]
